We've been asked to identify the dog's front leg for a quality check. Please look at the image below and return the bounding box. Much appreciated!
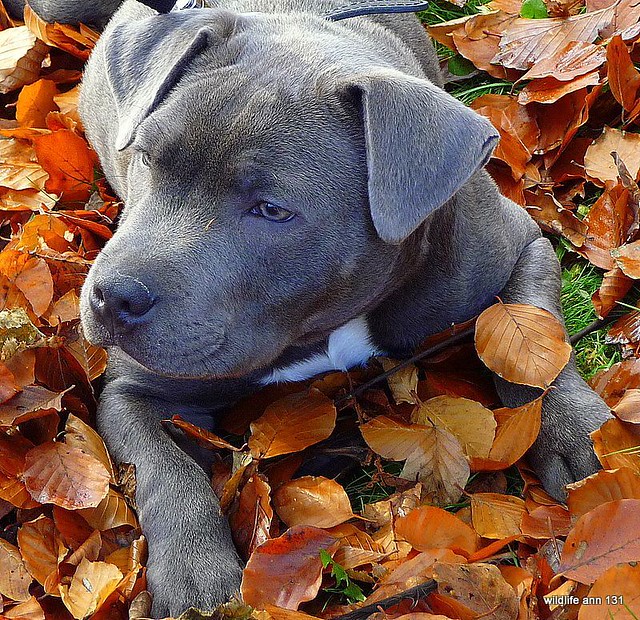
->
[492,236,611,500]
[98,378,243,618]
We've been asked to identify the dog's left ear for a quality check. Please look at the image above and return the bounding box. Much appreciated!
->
[344,68,499,244]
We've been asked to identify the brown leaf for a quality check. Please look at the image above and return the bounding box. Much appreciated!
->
[517,71,601,105]
[0,385,66,428]
[2,596,46,620]
[591,419,640,472]
[433,562,519,620]
[23,441,110,509]
[577,563,640,620]
[17,515,65,593]
[470,493,526,538]
[167,415,240,452]
[471,94,539,180]
[592,267,633,318]
[59,558,123,619]
[0,539,32,602]
[330,524,386,570]
[64,414,115,483]
[560,499,640,583]
[585,128,640,186]
[379,358,418,405]
[63,332,107,382]
[475,301,571,388]
[524,189,588,246]
[612,240,640,278]
[612,389,640,423]
[494,0,640,70]
[230,472,273,559]
[273,476,354,529]
[591,358,640,408]
[16,79,58,128]
[248,388,337,459]
[519,40,606,82]
[519,504,572,538]
[241,526,338,610]
[0,249,54,317]
[78,488,138,530]
[395,506,479,556]
[412,396,496,459]
[607,35,640,119]
[360,415,470,505]
[567,468,640,517]
[0,26,49,94]
[33,129,95,203]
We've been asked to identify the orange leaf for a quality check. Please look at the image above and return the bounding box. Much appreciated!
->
[273,476,355,529]
[567,468,640,517]
[607,35,640,117]
[470,493,525,538]
[585,128,640,187]
[395,506,479,557]
[0,386,66,428]
[0,249,54,317]
[475,301,571,388]
[33,130,95,203]
[64,414,115,483]
[241,526,338,610]
[0,539,32,602]
[78,488,138,530]
[577,563,640,620]
[16,79,58,128]
[23,441,110,509]
[248,388,336,459]
[591,419,640,473]
[17,515,65,593]
[168,415,240,452]
[559,498,640,583]
[0,26,49,95]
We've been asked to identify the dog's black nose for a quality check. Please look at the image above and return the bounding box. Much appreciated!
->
[90,277,156,334]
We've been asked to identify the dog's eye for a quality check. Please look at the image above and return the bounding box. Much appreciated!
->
[250,202,295,222]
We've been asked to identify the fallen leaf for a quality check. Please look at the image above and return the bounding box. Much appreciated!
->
[519,40,606,82]
[475,301,571,388]
[0,26,49,94]
[379,358,418,404]
[585,128,640,186]
[23,441,110,509]
[59,558,123,619]
[64,414,116,483]
[470,493,526,538]
[607,35,640,120]
[78,488,138,530]
[612,389,640,423]
[578,563,640,619]
[0,385,66,428]
[273,476,355,529]
[241,526,338,610]
[559,498,640,583]
[592,267,633,318]
[520,504,572,538]
[16,79,58,128]
[567,468,640,517]
[248,388,337,459]
[0,539,32,602]
[395,506,479,556]
[17,515,65,593]
[591,419,640,472]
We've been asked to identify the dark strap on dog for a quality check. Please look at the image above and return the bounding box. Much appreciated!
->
[324,0,430,20]
[139,0,429,17]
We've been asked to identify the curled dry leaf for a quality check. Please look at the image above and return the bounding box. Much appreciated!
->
[78,488,138,530]
[23,441,110,509]
[360,415,470,506]
[248,388,337,459]
[241,526,338,610]
[612,389,640,423]
[17,515,66,594]
[592,267,633,319]
[0,539,32,602]
[65,414,116,483]
[59,558,123,620]
[433,562,519,620]
[395,506,479,556]
[607,35,640,118]
[330,524,386,570]
[585,128,640,186]
[273,476,355,529]
[567,467,640,517]
[612,240,640,279]
[412,396,496,459]
[0,249,54,317]
[470,493,525,538]
[0,385,67,428]
[559,498,640,583]
[0,26,49,94]
[591,419,640,473]
[475,301,571,388]
[168,415,240,451]
[577,563,640,620]
[379,357,418,404]
[2,596,46,620]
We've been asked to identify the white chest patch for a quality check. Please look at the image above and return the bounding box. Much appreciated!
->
[259,316,384,385]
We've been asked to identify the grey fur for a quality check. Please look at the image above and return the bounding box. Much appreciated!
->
[23,0,612,615]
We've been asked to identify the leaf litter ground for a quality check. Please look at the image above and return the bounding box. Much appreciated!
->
[1,0,640,619]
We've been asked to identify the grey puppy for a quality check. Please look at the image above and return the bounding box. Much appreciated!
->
[5,0,611,615]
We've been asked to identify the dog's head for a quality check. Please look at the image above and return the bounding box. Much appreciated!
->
[79,7,498,379]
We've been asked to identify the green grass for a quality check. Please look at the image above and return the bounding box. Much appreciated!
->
[560,261,621,379]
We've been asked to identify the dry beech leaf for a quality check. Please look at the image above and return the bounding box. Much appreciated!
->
[592,267,633,319]
[0,249,54,317]
[2,596,46,620]
[612,240,640,279]
[607,35,640,118]
[412,396,496,459]
[167,415,240,451]
[519,504,572,539]
[330,525,386,570]
[273,476,355,529]
[0,385,66,428]
[248,388,337,459]
[59,558,123,619]
[612,389,640,423]
[0,539,32,602]
[395,506,479,556]
[470,493,526,539]
[0,26,49,94]
[78,488,138,530]
[23,441,110,509]
[379,357,418,404]
[16,79,58,128]
[475,301,571,388]
[567,468,640,517]
[64,414,116,483]
[241,526,338,610]
[578,563,640,620]
[17,515,66,594]
[63,333,108,383]
[367,549,466,603]
[360,415,469,506]
[433,562,519,620]
[585,128,640,186]
[518,40,606,82]
[559,498,640,583]
[591,419,640,473]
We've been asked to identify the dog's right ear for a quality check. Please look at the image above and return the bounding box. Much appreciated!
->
[102,9,239,151]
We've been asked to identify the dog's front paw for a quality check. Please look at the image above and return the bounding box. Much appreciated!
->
[145,534,244,618]
[527,386,611,500]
